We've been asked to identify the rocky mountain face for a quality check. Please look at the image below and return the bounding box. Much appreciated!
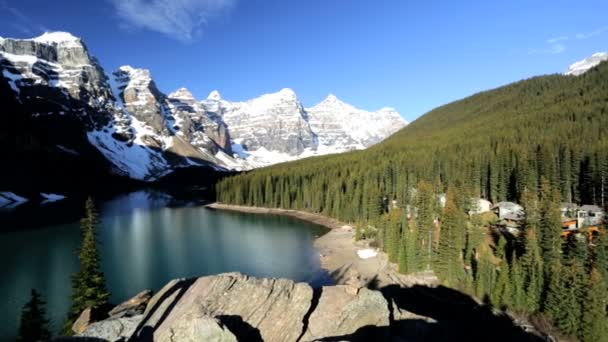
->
[307,94,407,151]
[204,89,408,167]
[0,31,407,194]
[203,88,317,156]
[0,32,236,191]
[565,52,608,76]
[75,273,545,342]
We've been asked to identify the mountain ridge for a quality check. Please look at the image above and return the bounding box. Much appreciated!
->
[0,31,404,196]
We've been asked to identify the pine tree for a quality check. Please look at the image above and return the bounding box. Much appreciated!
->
[510,256,526,312]
[17,289,51,342]
[415,180,435,270]
[491,256,511,308]
[579,268,608,342]
[538,179,562,278]
[520,229,543,311]
[64,198,110,333]
[474,248,495,301]
[546,261,585,337]
[435,186,465,285]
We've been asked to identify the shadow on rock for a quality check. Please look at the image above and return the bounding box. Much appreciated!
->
[365,280,545,342]
[216,315,263,342]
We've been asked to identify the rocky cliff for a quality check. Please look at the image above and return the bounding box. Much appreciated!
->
[71,273,545,342]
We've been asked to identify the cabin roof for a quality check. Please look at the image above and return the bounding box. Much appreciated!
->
[493,201,523,210]
[580,204,603,212]
[560,202,579,210]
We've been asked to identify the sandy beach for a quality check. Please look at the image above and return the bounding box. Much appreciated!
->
[206,203,437,288]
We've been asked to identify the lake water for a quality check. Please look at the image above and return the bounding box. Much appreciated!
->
[0,190,331,340]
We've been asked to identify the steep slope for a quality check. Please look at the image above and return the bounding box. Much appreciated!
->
[0,32,235,192]
[203,88,316,156]
[307,94,407,150]
[218,57,608,221]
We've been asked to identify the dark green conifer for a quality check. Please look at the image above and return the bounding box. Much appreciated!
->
[579,268,608,342]
[17,289,51,342]
[64,198,110,334]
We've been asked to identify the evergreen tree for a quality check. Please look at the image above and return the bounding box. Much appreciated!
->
[538,179,562,278]
[491,256,511,308]
[435,186,465,285]
[510,256,526,312]
[415,180,435,270]
[579,268,608,342]
[520,229,543,311]
[474,248,495,301]
[17,289,51,342]
[64,198,110,333]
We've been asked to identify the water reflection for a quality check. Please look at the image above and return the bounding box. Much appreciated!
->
[0,190,330,340]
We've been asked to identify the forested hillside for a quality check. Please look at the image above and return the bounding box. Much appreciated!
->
[217,61,608,341]
[218,61,608,220]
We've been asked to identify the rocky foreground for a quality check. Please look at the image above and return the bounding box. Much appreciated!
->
[59,272,547,342]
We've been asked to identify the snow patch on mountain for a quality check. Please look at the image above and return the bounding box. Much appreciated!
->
[31,32,82,47]
[565,52,608,76]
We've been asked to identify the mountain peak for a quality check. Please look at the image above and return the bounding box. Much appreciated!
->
[32,32,82,47]
[565,52,608,76]
[278,88,296,97]
[325,94,339,101]
[207,90,222,101]
[169,87,195,100]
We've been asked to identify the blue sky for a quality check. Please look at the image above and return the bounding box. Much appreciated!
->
[0,0,607,122]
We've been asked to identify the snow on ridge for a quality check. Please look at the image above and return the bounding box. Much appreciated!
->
[207,90,222,100]
[33,31,80,44]
[565,52,608,76]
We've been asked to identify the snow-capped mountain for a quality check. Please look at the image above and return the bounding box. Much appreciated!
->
[565,52,608,76]
[202,90,408,166]
[202,88,317,157]
[307,94,407,150]
[0,31,406,192]
[0,31,236,183]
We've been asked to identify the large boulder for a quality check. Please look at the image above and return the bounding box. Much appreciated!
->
[299,286,390,341]
[155,315,238,342]
[108,289,152,318]
[80,315,142,341]
[133,273,313,342]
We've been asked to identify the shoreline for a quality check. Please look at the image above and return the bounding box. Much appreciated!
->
[205,203,438,287]
[204,203,348,229]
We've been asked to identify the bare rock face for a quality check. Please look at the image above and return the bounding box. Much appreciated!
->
[204,88,317,156]
[108,289,152,318]
[0,32,117,129]
[80,315,142,341]
[134,273,312,342]
[167,87,232,154]
[72,307,94,335]
[299,286,390,341]
[113,66,169,135]
[156,315,238,342]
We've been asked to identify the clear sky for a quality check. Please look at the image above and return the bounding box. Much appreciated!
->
[0,0,606,122]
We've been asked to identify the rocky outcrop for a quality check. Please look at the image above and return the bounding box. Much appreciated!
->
[108,289,152,318]
[299,286,390,341]
[76,272,543,342]
[167,87,232,154]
